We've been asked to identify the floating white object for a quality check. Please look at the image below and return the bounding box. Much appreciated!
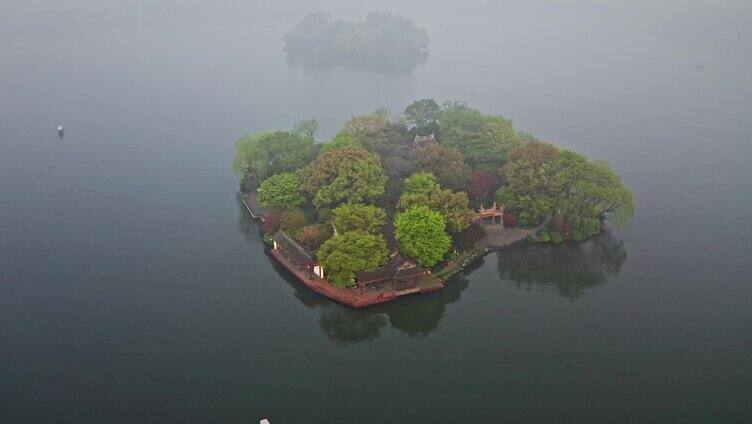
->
[57,125,64,135]
[260,419,271,424]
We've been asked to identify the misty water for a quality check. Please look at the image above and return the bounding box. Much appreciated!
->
[2,1,751,422]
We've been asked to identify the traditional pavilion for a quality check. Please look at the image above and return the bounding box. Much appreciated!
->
[477,202,505,227]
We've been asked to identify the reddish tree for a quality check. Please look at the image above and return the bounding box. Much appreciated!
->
[295,225,321,251]
[466,171,499,201]
[262,211,281,234]
[503,213,517,228]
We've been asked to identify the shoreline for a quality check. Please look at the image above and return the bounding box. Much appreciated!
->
[241,195,537,308]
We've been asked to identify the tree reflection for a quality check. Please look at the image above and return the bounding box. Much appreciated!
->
[496,230,627,301]
[291,258,480,345]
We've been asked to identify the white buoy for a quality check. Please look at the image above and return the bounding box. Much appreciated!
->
[260,419,271,424]
[57,125,64,136]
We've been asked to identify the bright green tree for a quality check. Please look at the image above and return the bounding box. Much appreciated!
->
[332,204,386,234]
[398,172,475,233]
[317,231,389,287]
[257,172,306,209]
[395,206,451,267]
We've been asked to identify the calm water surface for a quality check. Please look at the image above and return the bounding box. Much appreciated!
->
[2,1,751,422]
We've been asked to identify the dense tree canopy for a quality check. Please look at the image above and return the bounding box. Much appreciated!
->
[332,203,387,235]
[438,102,520,173]
[236,98,634,285]
[497,141,633,239]
[317,231,389,287]
[413,144,470,191]
[302,147,387,209]
[395,206,451,267]
[339,113,407,156]
[398,172,475,233]
[257,172,306,209]
[283,12,429,71]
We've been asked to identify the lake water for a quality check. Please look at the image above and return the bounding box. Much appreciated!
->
[2,1,751,422]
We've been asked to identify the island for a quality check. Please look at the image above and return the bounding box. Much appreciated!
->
[283,12,430,72]
[234,99,634,308]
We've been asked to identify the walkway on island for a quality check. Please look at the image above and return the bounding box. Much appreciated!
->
[241,192,268,222]
[478,226,535,251]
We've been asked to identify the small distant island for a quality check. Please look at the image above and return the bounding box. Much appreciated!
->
[283,12,430,72]
[234,99,634,307]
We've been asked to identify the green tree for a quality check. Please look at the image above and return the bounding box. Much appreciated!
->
[395,206,451,267]
[303,148,387,209]
[339,113,407,156]
[292,118,319,139]
[497,143,633,237]
[280,208,307,231]
[403,98,441,135]
[413,144,470,191]
[257,172,306,209]
[437,101,520,172]
[317,232,389,287]
[234,131,316,188]
[332,203,386,234]
[398,172,475,233]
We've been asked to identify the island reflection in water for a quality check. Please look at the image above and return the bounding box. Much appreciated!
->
[240,202,626,344]
[496,231,627,301]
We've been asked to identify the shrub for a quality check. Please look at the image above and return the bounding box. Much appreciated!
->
[539,231,551,243]
[550,232,564,244]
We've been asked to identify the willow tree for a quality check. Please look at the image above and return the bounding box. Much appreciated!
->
[234,131,316,190]
[498,142,633,240]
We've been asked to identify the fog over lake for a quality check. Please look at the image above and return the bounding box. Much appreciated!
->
[1,1,751,422]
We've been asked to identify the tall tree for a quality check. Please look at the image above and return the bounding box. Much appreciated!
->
[466,171,500,203]
[292,118,319,139]
[395,206,451,267]
[437,101,520,172]
[317,232,389,287]
[413,144,470,191]
[403,98,441,135]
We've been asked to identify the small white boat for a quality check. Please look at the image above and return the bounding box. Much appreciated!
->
[58,125,64,136]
